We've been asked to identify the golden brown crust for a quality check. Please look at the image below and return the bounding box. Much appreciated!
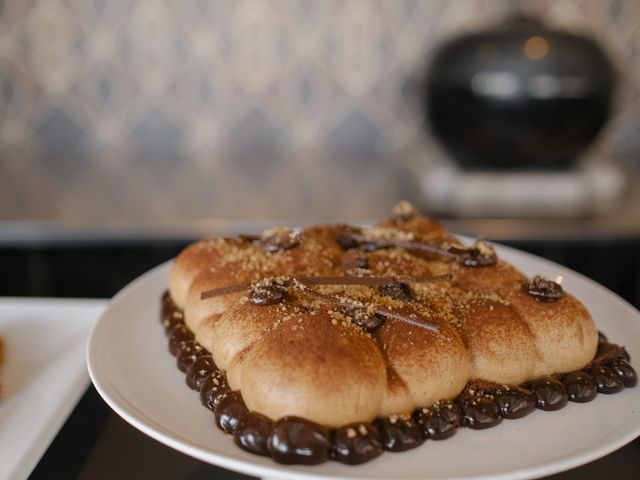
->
[173,205,599,427]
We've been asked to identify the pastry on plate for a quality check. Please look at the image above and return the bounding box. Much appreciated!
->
[160,202,637,465]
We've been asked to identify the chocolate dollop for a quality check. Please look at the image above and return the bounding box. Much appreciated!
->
[562,371,598,403]
[373,415,425,452]
[527,376,568,410]
[609,359,638,388]
[457,396,502,429]
[589,365,625,394]
[413,401,461,440]
[234,411,273,456]
[269,417,331,465]
[331,423,383,465]
[168,324,194,356]
[214,391,248,434]
[186,355,216,391]
[523,275,564,302]
[494,386,537,419]
[200,370,230,411]
[378,281,413,301]
[176,341,207,372]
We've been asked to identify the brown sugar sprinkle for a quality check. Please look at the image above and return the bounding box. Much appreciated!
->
[200,273,452,300]
[200,274,450,333]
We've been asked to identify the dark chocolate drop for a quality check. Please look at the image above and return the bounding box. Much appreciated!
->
[269,417,331,465]
[249,286,286,306]
[200,370,230,411]
[589,365,625,394]
[331,423,383,465]
[413,401,461,440]
[168,324,194,356]
[186,355,216,391]
[494,386,537,419]
[457,396,502,429]
[562,371,598,403]
[234,411,273,456]
[378,282,413,301]
[261,228,302,252]
[373,415,425,452]
[528,376,568,410]
[608,359,638,388]
[176,341,207,373]
[214,392,248,434]
[522,275,564,302]
[353,313,386,333]
[161,293,184,333]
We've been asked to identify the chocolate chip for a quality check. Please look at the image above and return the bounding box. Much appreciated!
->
[161,292,183,333]
[168,324,194,356]
[448,242,497,267]
[523,275,564,302]
[176,341,207,372]
[608,359,638,388]
[186,355,216,391]
[351,311,386,333]
[261,229,302,252]
[494,386,537,419]
[527,376,568,410]
[589,365,625,394]
[249,286,287,306]
[378,282,413,301]
[234,411,273,456]
[331,423,383,465]
[413,401,461,440]
[200,370,230,411]
[457,396,502,429]
[373,416,425,452]
[214,392,248,434]
[562,371,598,403]
[269,417,331,465]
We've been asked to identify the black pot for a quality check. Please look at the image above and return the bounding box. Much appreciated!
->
[424,16,616,170]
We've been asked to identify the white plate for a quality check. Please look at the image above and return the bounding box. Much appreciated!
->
[87,243,640,480]
[0,298,106,480]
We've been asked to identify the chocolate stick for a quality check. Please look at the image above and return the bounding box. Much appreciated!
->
[293,284,440,333]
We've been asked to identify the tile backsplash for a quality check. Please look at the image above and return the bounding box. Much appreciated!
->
[1,0,639,221]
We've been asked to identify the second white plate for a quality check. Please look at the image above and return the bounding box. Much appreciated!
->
[0,298,106,480]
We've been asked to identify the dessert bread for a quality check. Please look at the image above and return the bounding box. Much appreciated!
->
[162,202,636,464]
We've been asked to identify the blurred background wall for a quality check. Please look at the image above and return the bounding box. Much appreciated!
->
[1,0,639,221]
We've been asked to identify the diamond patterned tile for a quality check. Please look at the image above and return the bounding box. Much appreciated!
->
[0,0,637,220]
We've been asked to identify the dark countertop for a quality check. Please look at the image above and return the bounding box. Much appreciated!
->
[28,386,640,480]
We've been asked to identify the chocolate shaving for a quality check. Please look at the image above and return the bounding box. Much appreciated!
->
[292,285,439,333]
[335,229,497,267]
